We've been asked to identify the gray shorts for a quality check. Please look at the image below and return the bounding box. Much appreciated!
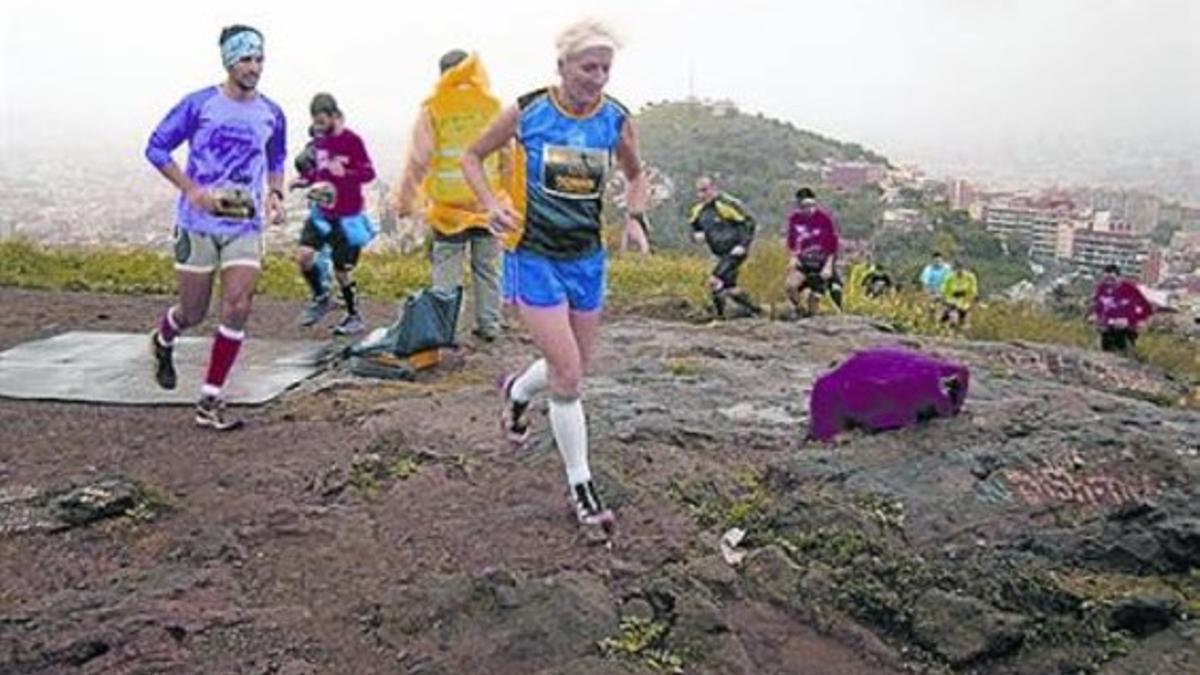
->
[173,228,263,273]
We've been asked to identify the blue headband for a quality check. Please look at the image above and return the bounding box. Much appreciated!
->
[221,30,263,69]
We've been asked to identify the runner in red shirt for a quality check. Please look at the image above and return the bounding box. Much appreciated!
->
[1089,263,1154,355]
[785,187,843,317]
[293,93,376,335]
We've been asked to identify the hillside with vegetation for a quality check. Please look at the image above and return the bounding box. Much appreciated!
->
[872,208,1033,297]
[629,100,889,248]
[624,100,1031,298]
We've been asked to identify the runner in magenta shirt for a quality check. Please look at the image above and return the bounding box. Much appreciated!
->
[784,187,843,316]
[292,93,376,335]
[1090,263,1154,354]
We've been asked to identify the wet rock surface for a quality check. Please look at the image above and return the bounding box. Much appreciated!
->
[0,477,157,535]
[1107,594,1179,637]
[1,289,1197,673]
[910,589,1028,666]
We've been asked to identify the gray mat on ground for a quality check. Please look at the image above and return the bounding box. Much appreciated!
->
[0,332,330,406]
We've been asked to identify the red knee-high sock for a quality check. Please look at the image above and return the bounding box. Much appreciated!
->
[201,325,244,398]
[157,307,182,346]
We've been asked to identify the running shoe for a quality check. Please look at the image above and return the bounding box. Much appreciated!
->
[195,395,244,431]
[472,325,500,343]
[149,330,177,390]
[300,294,332,327]
[332,313,365,336]
[498,373,531,445]
[571,480,615,530]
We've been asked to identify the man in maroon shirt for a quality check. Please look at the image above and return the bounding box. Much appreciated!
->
[784,187,843,317]
[1089,263,1154,355]
[294,93,377,335]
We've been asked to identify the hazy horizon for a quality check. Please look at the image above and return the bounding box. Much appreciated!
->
[3,0,1198,196]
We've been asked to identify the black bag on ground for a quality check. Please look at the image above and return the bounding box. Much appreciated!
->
[348,287,462,379]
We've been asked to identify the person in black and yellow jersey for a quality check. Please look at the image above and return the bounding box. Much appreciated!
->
[461,19,650,533]
[688,176,762,319]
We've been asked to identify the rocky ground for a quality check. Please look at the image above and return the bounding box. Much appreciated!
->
[1,287,1198,675]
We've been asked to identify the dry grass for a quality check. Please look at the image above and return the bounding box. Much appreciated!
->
[3,237,1197,384]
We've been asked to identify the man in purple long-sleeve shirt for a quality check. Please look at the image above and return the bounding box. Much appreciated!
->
[784,187,843,317]
[145,24,287,431]
[292,93,376,335]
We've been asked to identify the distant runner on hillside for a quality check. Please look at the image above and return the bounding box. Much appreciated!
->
[863,262,893,298]
[920,251,952,298]
[1089,263,1154,355]
[940,261,978,328]
[785,187,843,317]
[144,24,286,431]
[688,176,762,319]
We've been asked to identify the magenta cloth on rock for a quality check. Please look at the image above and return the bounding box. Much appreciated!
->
[809,347,969,441]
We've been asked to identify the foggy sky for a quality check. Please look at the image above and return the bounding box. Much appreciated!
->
[2,0,1197,182]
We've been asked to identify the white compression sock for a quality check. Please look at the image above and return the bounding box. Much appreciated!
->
[511,359,548,403]
[548,396,591,486]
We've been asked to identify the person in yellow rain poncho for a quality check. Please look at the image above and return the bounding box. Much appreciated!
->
[395,50,511,342]
[940,261,978,328]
